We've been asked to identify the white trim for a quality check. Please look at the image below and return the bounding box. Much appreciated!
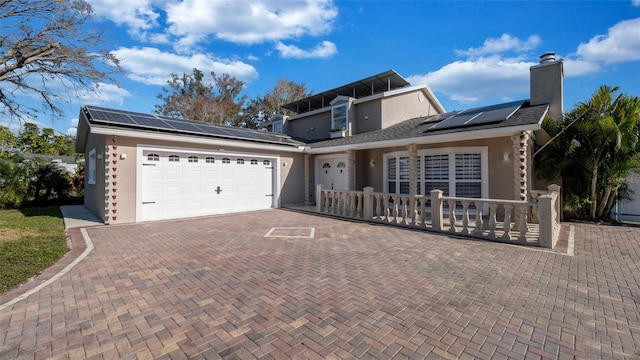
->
[135,144,280,223]
[89,125,305,153]
[305,123,541,154]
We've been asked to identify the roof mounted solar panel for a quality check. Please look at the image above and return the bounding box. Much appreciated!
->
[128,114,170,129]
[89,109,137,125]
[427,100,525,131]
[421,111,458,124]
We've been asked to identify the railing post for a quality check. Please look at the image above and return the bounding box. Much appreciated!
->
[431,190,443,231]
[538,194,553,248]
[316,184,324,213]
[363,187,374,219]
[548,184,561,222]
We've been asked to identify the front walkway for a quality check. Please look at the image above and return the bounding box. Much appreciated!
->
[1,210,639,359]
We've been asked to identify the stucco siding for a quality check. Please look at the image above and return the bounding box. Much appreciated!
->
[83,133,106,222]
[286,110,331,141]
[381,90,440,128]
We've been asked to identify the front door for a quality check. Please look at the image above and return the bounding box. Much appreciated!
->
[316,156,348,190]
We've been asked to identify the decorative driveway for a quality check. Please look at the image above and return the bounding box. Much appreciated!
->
[1,209,639,359]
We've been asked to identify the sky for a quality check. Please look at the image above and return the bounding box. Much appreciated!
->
[3,0,640,137]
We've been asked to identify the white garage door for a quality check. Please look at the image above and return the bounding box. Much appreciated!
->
[141,150,274,221]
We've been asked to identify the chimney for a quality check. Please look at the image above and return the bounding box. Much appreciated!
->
[530,52,564,121]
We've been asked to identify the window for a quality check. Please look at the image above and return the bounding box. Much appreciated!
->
[386,156,410,194]
[222,158,230,164]
[88,149,96,185]
[384,148,487,198]
[250,159,258,165]
[188,156,199,163]
[206,157,215,163]
[263,160,271,166]
[331,104,347,131]
[237,158,245,164]
[147,153,159,161]
[169,155,180,162]
[337,161,346,174]
[272,120,283,133]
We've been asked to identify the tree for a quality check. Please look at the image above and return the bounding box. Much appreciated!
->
[0,0,122,120]
[0,126,17,157]
[17,123,44,153]
[154,69,247,125]
[242,78,310,128]
[537,85,640,220]
[0,156,31,208]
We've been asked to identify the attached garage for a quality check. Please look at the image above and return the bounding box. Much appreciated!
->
[76,105,305,224]
[138,148,276,222]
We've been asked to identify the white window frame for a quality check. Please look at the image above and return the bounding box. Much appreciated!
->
[88,148,96,185]
[383,147,488,198]
[331,104,347,131]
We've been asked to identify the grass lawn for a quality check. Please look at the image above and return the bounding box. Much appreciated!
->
[0,207,68,294]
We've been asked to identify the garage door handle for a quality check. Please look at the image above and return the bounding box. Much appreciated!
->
[265,194,274,197]
[142,164,156,166]
[142,201,156,204]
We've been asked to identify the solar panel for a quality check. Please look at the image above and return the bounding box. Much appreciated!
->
[163,118,205,133]
[421,111,457,124]
[83,105,303,147]
[428,100,525,131]
[466,100,524,126]
[89,109,136,125]
[128,114,170,129]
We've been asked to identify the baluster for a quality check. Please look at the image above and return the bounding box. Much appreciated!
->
[518,204,529,241]
[393,196,400,224]
[345,193,351,217]
[461,201,470,234]
[340,193,346,216]
[409,198,417,227]
[383,195,390,222]
[350,193,356,217]
[502,204,513,240]
[474,201,484,235]
[448,199,457,232]
[357,193,363,218]
[419,198,427,228]
[376,195,383,220]
[333,191,339,214]
[324,191,330,214]
[488,203,498,238]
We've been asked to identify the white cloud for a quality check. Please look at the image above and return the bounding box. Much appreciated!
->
[76,83,131,106]
[456,34,541,57]
[577,17,640,63]
[112,47,259,85]
[408,56,533,104]
[88,0,164,42]
[562,58,601,77]
[633,0,640,7]
[67,127,77,136]
[276,41,337,59]
[165,0,338,48]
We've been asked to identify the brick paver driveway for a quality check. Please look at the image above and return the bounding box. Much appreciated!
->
[1,209,639,359]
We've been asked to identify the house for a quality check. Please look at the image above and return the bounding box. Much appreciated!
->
[75,53,563,227]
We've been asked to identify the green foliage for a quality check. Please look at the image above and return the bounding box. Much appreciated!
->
[15,122,75,155]
[537,85,640,220]
[0,156,31,209]
[0,207,67,293]
[0,125,17,157]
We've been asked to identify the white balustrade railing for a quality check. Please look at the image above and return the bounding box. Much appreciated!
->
[316,184,562,248]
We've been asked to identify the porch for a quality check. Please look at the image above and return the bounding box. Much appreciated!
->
[300,184,562,249]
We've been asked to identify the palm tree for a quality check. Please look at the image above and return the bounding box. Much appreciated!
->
[537,85,640,220]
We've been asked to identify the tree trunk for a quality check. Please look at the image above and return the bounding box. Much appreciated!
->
[590,165,598,219]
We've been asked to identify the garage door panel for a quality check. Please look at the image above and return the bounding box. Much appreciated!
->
[141,150,275,221]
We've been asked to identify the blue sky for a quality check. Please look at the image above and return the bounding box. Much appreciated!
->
[3,0,640,136]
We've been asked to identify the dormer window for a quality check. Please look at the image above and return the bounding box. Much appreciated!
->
[331,104,347,131]
[272,120,283,133]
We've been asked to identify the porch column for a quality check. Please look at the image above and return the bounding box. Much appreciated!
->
[408,144,418,195]
[304,153,311,205]
[512,132,530,201]
[347,149,356,190]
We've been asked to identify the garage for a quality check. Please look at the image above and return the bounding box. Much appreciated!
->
[140,148,276,221]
